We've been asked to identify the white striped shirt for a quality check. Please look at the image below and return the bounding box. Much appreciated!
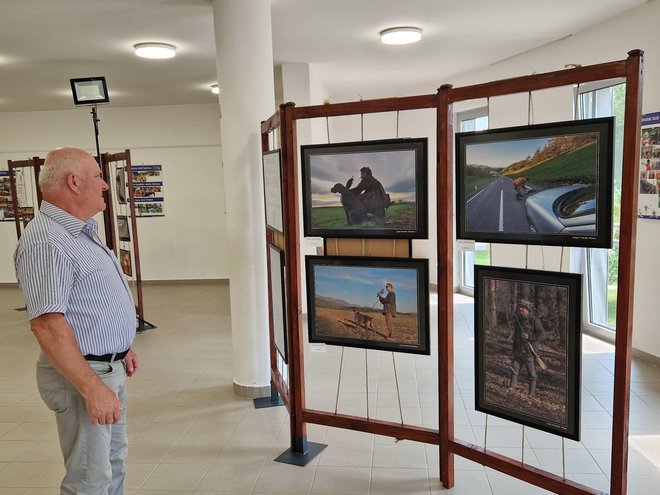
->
[14,201,135,355]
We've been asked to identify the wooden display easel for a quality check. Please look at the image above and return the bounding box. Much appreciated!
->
[261,50,643,495]
[8,150,155,333]
[103,149,155,332]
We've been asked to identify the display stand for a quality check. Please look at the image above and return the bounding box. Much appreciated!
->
[103,150,155,332]
[260,50,643,495]
[7,157,43,239]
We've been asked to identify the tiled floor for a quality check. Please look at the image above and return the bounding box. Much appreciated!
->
[0,282,659,494]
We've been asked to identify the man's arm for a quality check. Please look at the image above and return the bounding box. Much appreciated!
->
[30,313,121,425]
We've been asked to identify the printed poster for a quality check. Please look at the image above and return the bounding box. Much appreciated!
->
[638,112,660,219]
[0,169,34,222]
[132,165,164,217]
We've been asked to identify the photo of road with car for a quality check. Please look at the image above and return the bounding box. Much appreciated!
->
[463,132,600,236]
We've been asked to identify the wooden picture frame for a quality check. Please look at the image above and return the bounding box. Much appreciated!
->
[306,255,430,355]
[268,245,288,363]
[262,150,284,233]
[456,118,614,247]
[301,138,428,238]
[475,265,582,440]
[119,248,132,277]
[117,215,130,242]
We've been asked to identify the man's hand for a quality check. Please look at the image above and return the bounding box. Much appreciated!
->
[84,384,121,425]
[522,332,529,341]
[124,349,140,377]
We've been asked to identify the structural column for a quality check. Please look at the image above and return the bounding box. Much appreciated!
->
[213,0,275,397]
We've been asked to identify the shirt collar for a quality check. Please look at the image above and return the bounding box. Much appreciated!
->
[40,201,98,237]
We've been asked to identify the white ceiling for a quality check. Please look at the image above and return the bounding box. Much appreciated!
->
[0,0,649,112]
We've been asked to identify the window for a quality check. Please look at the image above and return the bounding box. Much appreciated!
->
[578,81,625,331]
[457,109,489,294]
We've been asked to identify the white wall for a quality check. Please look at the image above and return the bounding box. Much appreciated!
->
[0,103,227,282]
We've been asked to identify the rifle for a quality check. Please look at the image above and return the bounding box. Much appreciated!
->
[513,311,548,371]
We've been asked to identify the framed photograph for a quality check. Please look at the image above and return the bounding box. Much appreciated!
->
[115,167,127,204]
[301,138,428,238]
[117,215,130,242]
[305,256,430,355]
[268,245,288,363]
[475,265,582,440]
[119,249,132,277]
[262,150,284,233]
[456,117,614,248]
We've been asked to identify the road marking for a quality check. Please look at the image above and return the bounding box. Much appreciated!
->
[499,190,504,231]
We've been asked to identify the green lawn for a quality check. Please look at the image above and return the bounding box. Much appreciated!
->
[465,176,498,195]
[504,142,598,188]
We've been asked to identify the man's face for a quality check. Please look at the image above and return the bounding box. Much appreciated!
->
[386,285,392,293]
[518,306,530,318]
[77,156,109,218]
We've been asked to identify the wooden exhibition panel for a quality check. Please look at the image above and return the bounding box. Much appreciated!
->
[260,50,643,495]
[324,238,410,257]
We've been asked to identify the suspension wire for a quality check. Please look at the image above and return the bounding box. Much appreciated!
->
[528,91,535,126]
[574,83,581,120]
[334,346,345,414]
[484,414,489,450]
[521,425,526,464]
[365,349,370,419]
[560,246,565,272]
[525,245,529,270]
[392,353,404,425]
[541,246,545,270]
[326,116,330,144]
[562,437,567,479]
[396,111,400,139]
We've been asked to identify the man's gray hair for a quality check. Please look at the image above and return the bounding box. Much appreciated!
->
[39,153,85,191]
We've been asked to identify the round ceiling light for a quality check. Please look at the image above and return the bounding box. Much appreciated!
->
[211,84,219,95]
[379,27,422,45]
[134,42,176,59]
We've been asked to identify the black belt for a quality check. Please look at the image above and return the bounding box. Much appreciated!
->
[84,350,129,362]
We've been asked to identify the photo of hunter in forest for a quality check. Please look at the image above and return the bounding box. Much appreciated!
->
[301,138,428,239]
[456,117,613,248]
[305,256,430,355]
[475,265,582,440]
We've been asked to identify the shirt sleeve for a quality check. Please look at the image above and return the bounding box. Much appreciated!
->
[15,242,75,320]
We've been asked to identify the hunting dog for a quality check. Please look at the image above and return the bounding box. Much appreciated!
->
[352,307,375,331]
[330,183,367,225]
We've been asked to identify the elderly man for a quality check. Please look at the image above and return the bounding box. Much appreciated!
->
[509,299,544,397]
[14,147,139,494]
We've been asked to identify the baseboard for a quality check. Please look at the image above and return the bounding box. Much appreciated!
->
[633,347,660,368]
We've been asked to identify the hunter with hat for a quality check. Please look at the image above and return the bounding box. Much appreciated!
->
[509,299,544,397]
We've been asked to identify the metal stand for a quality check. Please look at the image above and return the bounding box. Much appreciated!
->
[253,385,285,409]
[137,317,157,332]
[275,436,327,466]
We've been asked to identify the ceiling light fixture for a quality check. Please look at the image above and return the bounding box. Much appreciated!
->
[134,42,176,59]
[211,84,219,95]
[379,27,422,45]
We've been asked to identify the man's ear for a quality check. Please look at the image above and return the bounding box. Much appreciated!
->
[65,173,79,193]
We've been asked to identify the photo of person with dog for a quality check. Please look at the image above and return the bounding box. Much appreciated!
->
[306,256,430,355]
[302,138,428,238]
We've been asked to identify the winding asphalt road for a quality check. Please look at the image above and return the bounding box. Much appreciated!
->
[466,177,532,233]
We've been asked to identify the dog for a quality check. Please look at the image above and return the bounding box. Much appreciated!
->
[330,183,367,225]
[351,307,375,331]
